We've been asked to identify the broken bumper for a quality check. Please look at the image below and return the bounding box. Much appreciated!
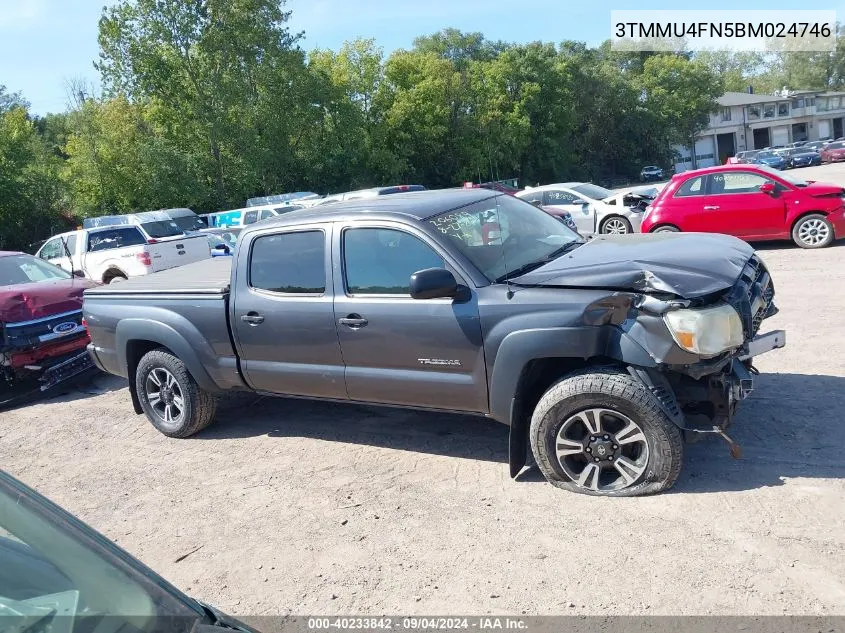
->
[39,349,96,391]
[730,330,786,402]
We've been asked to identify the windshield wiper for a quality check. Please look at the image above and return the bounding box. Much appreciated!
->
[495,240,583,283]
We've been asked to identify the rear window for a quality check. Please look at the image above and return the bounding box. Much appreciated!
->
[249,230,326,294]
[674,176,705,197]
[171,215,206,231]
[140,220,183,238]
[87,227,147,252]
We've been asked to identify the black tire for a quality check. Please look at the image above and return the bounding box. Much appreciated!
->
[529,368,683,497]
[599,216,633,235]
[652,224,680,233]
[791,213,834,249]
[135,349,217,437]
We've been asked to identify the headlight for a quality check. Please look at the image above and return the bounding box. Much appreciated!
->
[663,303,744,358]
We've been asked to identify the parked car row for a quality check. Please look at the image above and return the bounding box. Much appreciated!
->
[732,138,845,169]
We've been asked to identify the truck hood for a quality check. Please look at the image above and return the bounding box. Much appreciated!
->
[512,232,754,298]
[0,278,97,324]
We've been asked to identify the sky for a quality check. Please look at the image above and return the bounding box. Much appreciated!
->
[1,0,842,115]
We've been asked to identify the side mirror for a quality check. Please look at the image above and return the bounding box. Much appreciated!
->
[72,269,86,278]
[409,268,458,300]
[572,198,590,206]
[759,182,775,194]
[530,199,543,208]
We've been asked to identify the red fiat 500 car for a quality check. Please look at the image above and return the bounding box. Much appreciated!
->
[820,140,845,163]
[641,164,845,248]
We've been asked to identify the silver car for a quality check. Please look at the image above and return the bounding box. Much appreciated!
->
[516,182,645,236]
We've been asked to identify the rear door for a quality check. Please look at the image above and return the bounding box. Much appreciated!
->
[699,170,788,238]
[332,222,486,412]
[230,224,347,399]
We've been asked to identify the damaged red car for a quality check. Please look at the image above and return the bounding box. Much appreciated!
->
[1,251,98,406]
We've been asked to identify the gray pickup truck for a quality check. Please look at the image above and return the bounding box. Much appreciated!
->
[83,189,785,496]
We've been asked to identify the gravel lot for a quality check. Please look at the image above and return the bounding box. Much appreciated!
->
[3,169,845,616]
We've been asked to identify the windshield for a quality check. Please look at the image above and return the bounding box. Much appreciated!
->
[0,472,202,632]
[140,220,183,238]
[427,194,582,283]
[570,183,613,200]
[171,215,207,231]
[826,141,845,149]
[0,254,71,286]
[757,164,809,186]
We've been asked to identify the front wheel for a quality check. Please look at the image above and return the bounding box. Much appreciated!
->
[652,225,680,233]
[135,349,217,437]
[529,369,683,496]
[792,214,834,249]
[599,216,633,235]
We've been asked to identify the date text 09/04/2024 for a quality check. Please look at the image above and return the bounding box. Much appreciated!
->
[307,617,528,631]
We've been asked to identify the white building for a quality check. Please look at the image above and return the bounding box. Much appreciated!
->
[674,88,845,172]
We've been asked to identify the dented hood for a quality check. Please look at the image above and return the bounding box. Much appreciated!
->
[513,232,754,298]
[0,278,97,324]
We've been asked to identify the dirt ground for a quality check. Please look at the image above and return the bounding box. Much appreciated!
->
[3,232,845,616]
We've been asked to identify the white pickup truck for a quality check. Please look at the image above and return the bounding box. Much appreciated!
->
[36,223,210,284]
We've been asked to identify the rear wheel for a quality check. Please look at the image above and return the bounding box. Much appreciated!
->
[529,369,683,497]
[136,349,217,437]
[599,216,633,235]
[792,214,834,249]
[104,270,127,284]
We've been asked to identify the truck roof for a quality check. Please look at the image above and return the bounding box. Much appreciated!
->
[255,188,500,229]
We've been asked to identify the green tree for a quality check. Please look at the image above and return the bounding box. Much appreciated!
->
[97,0,302,208]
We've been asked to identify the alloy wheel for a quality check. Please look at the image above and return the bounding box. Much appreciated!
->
[145,367,185,426]
[797,219,830,246]
[602,218,630,234]
[554,408,650,492]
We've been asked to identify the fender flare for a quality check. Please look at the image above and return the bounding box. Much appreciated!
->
[115,318,223,396]
[490,326,657,477]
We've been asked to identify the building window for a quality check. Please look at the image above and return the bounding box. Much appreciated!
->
[807,97,815,107]
[794,98,805,109]
[763,104,775,118]
[747,106,761,120]
[777,103,789,116]
[720,107,731,122]
[831,97,841,109]
[818,98,828,111]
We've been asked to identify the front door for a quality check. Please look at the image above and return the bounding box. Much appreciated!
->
[700,171,787,238]
[38,237,73,272]
[230,225,347,399]
[333,223,487,413]
[543,190,595,234]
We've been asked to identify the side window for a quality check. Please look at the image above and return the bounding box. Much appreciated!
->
[242,210,260,225]
[249,230,325,294]
[520,191,544,205]
[344,228,445,295]
[64,234,77,256]
[39,239,63,260]
[710,172,771,195]
[543,190,578,205]
[259,209,275,220]
[674,176,705,197]
[87,228,147,252]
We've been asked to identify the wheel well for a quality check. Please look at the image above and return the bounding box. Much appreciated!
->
[102,267,126,282]
[599,214,629,228]
[649,223,680,233]
[790,210,828,232]
[514,357,622,422]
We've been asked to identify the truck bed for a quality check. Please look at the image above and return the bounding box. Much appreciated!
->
[84,257,232,296]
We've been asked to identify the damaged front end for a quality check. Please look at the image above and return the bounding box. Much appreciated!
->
[626,254,785,456]
[1,309,94,407]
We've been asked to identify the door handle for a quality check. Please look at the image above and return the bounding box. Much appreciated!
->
[241,312,265,325]
[703,205,720,210]
[339,314,368,328]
